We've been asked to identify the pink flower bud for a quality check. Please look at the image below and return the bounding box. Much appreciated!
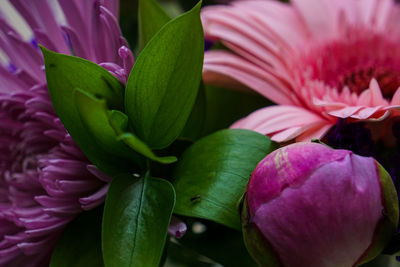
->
[241,143,399,267]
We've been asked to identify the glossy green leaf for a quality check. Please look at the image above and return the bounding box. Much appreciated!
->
[74,89,142,164]
[108,110,177,164]
[102,173,175,267]
[125,1,204,149]
[50,207,104,267]
[41,47,127,175]
[172,129,277,230]
[138,0,171,52]
[118,133,178,164]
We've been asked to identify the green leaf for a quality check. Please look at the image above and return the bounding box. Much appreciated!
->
[50,207,104,267]
[118,133,178,164]
[41,46,124,110]
[125,1,204,149]
[102,173,176,267]
[41,47,128,175]
[74,89,142,164]
[172,129,277,230]
[138,0,171,52]
[108,111,177,164]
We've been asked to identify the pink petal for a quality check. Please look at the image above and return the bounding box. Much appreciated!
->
[291,0,335,39]
[313,98,347,111]
[386,6,400,35]
[357,0,378,25]
[270,126,305,142]
[384,105,400,111]
[232,105,321,131]
[203,1,308,49]
[357,89,372,106]
[327,106,364,118]
[204,51,297,105]
[368,79,388,106]
[203,10,284,67]
[373,0,393,30]
[351,106,389,120]
[339,86,352,103]
[231,105,331,142]
[390,87,400,105]
[358,0,393,29]
[296,123,334,142]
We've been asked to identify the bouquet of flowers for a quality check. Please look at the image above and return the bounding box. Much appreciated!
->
[1,0,400,266]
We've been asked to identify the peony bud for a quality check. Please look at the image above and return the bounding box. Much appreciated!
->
[241,143,399,267]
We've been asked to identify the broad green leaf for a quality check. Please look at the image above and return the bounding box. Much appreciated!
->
[179,82,206,141]
[74,90,175,165]
[50,207,104,267]
[108,110,177,164]
[41,46,124,110]
[41,47,128,175]
[125,1,204,149]
[102,173,175,267]
[172,129,277,230]
[138,0,171,52]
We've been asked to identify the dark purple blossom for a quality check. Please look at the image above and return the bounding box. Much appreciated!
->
[0,0,133,265]
[324,119,376,158]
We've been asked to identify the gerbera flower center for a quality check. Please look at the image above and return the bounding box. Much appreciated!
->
[338,67,400,98]
[304,32,400,99]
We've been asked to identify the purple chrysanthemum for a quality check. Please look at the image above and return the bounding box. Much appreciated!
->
[0,0,134,265]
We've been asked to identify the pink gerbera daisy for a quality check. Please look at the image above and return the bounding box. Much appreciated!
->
[202,0,400,142]
[0,0,133,265]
